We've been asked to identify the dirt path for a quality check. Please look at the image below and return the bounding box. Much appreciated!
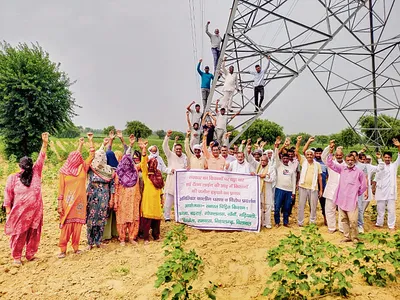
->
[0,177,399,299]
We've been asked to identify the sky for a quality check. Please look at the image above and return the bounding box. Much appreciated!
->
[1,0,399,136]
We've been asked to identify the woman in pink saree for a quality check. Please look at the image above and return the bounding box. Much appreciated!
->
[3,132,48,265]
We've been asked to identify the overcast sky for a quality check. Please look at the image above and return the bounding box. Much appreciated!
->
[1,0,398,135]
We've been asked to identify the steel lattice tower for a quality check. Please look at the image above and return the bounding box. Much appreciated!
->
[206,0,400,147]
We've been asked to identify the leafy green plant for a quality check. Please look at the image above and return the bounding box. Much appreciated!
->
[155,225,208,300]
[350,231,397,287]
[388,231,400,277]
[264,225,353,299]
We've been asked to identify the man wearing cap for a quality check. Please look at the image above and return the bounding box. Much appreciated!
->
[185,130,207,170]
[197,59,214,111]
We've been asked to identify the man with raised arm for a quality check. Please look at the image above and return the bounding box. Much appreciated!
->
[295,136,323,227]
[201,112,216,146]
[326,140,367,242]
[321,143,345,233]
[206,21,223,72]
[202,130,225,171]
[215,99,240,146]
[196,60,214,111]
[186,111,201,151]
[303,137,328,226]
[162,130,188,222]
[185,130,207,170]
[221,58,239,112]
[186,100,203,127]
[374,138,400,230]
[273,136,297,227]
[249,55,271,111]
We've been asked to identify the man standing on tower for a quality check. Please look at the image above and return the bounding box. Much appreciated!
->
[197,59,214,111]
[249,55,271,111]
[206,21,223,72]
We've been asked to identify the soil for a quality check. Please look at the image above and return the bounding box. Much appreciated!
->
[0,169,399,299]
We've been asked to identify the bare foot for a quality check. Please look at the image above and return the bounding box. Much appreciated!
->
[130,240,138,245]
[120,241,126,246]
[87,245,93,251]
[144,240,150,245]
[57,252,66,259]
[96,243,107,249]
[74,250,82,254]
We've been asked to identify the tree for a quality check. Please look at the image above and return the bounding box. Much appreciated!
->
[0,42,76,157]
[315,135,329,145]
[242,119,284,144]
[288,132,311,146]
[55,125,81,138]
[155,129,166,139]
[171,131,185,141]
[227,125,240,143]
[103,125,116,135]
[124,120,152,138]
[337,127,360,148]
[358,115,400,146]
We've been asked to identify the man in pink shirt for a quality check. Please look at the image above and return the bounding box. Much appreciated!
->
[326,141,367,242]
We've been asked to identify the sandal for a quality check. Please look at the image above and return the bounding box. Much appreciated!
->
[13,259,22,266]
[74,250,82,254]
[57,252,66,259]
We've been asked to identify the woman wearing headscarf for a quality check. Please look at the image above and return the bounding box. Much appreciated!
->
[86,138,115,249]
[57,133,95,258]
[103,149,122,241]
[148,144,169,173]
[113,152,141,246]
[139,139,164,244]
[3,133,49,265]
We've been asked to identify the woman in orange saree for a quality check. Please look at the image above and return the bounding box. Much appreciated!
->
[57,133,95,258]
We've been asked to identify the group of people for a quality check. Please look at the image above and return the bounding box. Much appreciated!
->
[201,21,271,112]
[3,131,168,264]
[2,20,399,265]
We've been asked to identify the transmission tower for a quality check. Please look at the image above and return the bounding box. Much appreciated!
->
[206,0,400,147]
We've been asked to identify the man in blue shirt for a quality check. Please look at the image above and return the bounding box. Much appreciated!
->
[315,147,328,226]
[197,59,214,111]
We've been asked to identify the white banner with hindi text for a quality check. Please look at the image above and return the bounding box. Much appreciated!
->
[174,170,260,232]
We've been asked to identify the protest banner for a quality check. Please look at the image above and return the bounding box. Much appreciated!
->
[174,170,260,232]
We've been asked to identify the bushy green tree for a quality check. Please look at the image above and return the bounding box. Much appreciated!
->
[155,129,166,139]
[338,127,360,148]
[124,120,152,138]
[55,125,80,138]
[242,119,284,144]
[103,125,116,135]
[359,115,400,146]
[171,131,185,141]
[0,42,76,157]
[289,132,311,146]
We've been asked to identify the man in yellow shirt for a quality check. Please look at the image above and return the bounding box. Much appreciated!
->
[185,130,207,170]
[295,136,323,226]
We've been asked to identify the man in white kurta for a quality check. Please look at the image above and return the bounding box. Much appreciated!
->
[221,59,239,112]
[322,145,346,233]
[163,131,188,221]
[374,138,400,230]
[244,147,276,228]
